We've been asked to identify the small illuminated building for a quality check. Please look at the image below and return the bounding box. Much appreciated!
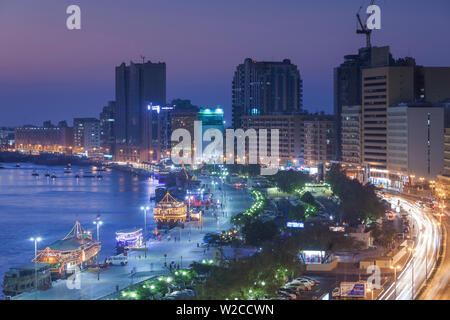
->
[153,192,187,227]
[35,221,101,277]
[299,250,338,272]
[115,228,143,253]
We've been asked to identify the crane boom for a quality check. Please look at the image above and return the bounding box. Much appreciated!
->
[356,0,376,48]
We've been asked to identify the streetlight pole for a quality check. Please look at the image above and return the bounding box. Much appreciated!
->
[425,241,428,281]
[408,247,415,299]
[390,265,400,300]
[141,206,150,258]
[93,219,103,280]
[187,190,192,242]
[93,219,103,242]
[140,206,150,235]
[30,237,41,298]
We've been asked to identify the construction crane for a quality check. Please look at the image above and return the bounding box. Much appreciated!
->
[356,0,375,48]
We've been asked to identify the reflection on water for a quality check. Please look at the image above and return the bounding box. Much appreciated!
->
[0,163,155,293]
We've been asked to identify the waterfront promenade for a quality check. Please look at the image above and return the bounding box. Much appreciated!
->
[14,177,252,300]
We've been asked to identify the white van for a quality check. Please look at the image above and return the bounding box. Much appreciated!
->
[106,254,128,266]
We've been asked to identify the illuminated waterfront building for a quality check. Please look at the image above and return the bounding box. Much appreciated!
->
[14,121,73,153]
[73,118,101,155]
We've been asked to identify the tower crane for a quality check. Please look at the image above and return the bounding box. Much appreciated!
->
[356,0,375,48]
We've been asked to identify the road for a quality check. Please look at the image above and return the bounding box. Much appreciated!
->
[14,176,252,300]
[420,212,449,300]
[378,195,441,300]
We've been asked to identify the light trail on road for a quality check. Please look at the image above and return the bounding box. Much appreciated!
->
[378,196,441,300]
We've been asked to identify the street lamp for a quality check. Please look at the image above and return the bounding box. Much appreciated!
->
[30,237,42,294]
[140,206,150,235]
[366,288,374,300]
[187,191,192,242]
[390,265,401,299]
[93,218,103,280]
[408,247,415,299]
[93,219,103,242]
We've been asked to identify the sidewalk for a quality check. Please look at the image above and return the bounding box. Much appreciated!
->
[13,181,252,300]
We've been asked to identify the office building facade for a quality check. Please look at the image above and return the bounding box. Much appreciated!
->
[99,101,116,156]
[303,116,336,167]
[73,118,101,154]
[334,46,394,160]
[232,58,303,128]
[241,113,305,166]
[341,105,362,165]
[114,60,166,163]
[385,104,444,189]
[15,122,73,153]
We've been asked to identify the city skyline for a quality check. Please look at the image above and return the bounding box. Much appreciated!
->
[1,0,450,126]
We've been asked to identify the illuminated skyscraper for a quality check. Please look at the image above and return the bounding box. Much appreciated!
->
[232,58,303,128]
[114,60,166,162]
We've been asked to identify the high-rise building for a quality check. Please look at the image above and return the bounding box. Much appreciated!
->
[73,118,100,154]
[303,116,335,167]
[241,113,306,166]
[99,101,116,156]
[198,108,224,163]
[362,61,450,172]
[0,127,15,149]
[436,128,450,199]
[334,46,394,160]
[385,103,444,189]
[232,58,303,128]
[341,105,362,165]
[114,60,166,162]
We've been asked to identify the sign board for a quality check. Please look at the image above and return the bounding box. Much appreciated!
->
[329,226,345,232]
[286,222,304,229]
[340,282,366,298]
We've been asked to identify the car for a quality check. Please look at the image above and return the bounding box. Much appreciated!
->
[280,287,299,295]
[277,290,296,300]
[292,278,315,287]
[285,281,312,291]
[295,276,320,285]
[105,254,128,266]
[276,293,292,300]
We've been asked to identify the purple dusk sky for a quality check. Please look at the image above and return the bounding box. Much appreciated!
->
[0,0,449,127]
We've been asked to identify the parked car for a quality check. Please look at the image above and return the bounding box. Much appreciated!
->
[292,278,315,288]
[295,276,319,285]
[105,254,128,266]
[277,290,297,300]
[285,280,312,291]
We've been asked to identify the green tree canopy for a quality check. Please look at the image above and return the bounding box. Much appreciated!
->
[288,204,306,222]
[270,170,311,193]
[326,164,384,225]
[241,220,278,246]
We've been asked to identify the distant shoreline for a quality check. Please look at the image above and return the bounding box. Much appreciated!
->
[0,151,99,167]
